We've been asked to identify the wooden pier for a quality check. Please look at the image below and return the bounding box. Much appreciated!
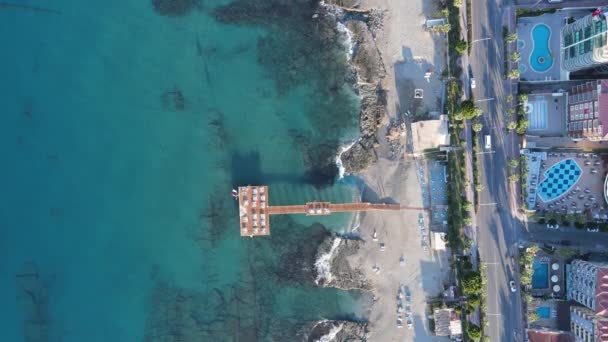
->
[237,185,425,237]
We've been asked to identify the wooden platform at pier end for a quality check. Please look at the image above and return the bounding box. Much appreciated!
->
[239,185,423,237]
[238,186,270,237]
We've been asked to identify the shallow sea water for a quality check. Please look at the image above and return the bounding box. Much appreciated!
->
[0,0,366,341]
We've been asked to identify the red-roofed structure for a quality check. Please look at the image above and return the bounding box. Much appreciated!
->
[527,329,575,342]
[567,80,608,141]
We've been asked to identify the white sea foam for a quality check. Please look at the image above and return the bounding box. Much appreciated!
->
[315,237,342,285]
[336,22,354,60]
[314,321,344,342]
[335,139,360,180]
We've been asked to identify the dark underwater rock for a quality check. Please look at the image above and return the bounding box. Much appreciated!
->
[152,0,198,17]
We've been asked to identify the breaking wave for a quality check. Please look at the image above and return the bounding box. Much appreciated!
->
[315,237,342,285]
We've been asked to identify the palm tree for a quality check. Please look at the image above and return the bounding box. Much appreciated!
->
[505,32,517,43]
[510,52,521,63]
[472,122,483,132]
[508,69,520,79]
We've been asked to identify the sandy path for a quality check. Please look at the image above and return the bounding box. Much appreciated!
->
[343,0,452,340]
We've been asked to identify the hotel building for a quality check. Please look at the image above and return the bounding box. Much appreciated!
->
[567,80,608,141]
[562,8,608,73]
[567,259,608,341]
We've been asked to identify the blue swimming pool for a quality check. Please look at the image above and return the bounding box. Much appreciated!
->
[537,306,551,319]
[538,159,582,202]
[532,259,549,289]
[530,24,553,72]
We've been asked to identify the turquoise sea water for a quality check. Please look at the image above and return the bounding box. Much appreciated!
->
[0,1,366,340]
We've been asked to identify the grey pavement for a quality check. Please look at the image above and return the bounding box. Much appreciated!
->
[469,0,525,341]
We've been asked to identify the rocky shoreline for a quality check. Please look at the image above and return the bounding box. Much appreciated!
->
[315,234,371,291]
[321,2,388,174]
[297,319,370,342]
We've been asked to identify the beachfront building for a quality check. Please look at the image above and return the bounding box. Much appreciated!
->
[526,328,575,342]
[410,114,450,157]
[433,308,462,338]
[561,8,608,73]
[566,259,608,341]
[567,80,608,141]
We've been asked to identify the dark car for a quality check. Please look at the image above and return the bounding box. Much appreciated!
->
[559,240,572,246]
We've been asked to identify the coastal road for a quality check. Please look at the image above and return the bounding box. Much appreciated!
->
[469,0,524,341]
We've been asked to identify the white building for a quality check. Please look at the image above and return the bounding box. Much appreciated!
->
[562,8,608,73]
[567,259,608,341]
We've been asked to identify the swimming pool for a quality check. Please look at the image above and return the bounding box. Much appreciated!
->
[532,259,549,289]
[530,24,553,72]
[536,306,551,319]
[538,159,582,202]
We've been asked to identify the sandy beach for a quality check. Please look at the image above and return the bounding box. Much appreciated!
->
[328,0,454,340]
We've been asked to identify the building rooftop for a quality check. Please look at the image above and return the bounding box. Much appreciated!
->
[411,115,449,156]
[526,328,575,342]
[433,308,461,337]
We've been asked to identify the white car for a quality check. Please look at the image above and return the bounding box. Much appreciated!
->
[509,280,517,292]
[470,78,476,89]
[587,228,599,232]
[547,224,559,229]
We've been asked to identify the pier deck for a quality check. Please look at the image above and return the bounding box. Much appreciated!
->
[238,185,425,237]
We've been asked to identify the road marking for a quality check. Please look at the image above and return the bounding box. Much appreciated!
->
[476,97,495,102]
[476,151,495,155]
[479,202,497,206]
[486,313,502,316]
[484,262,500,265]
[472,37,492,43]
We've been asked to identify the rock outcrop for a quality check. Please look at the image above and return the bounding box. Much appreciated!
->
[298,320,370,342]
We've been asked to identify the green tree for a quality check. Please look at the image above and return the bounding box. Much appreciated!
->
[455,39,468,54]
[462,271,483,295]
[464,217,473,226]
[517,119,528,135]
[508,158,519,168]
[506,94,513,102]
[508,68,520,79]
[463,201,473,212]
[528,311,540,322]
[507,120,517,131]
[431,23,451,33]
[518,93,528,103]
[510,51,521,62]
[468,324,483,339]
[459,100,482,120]
[509,174,520,183]
[440,8,449,17]
[472,122,483,132]
[505,32,518,43]
[475,184,485,192]
[454,0,463,7]
[468,295,481,307]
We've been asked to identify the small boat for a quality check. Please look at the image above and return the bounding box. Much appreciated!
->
[231,189,238,199]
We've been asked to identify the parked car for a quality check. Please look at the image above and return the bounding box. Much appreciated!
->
[587,228,599,232]
[470,78,476,89]
[547,224,559,229]
[509,280,517,292]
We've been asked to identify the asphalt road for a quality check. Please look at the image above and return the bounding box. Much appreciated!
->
[469,0,524,341]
